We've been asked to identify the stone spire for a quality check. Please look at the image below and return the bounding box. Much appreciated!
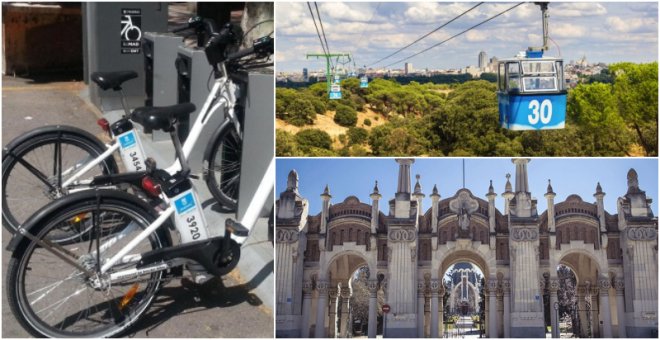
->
[512,158,531,193]
[594,182,607,234]
[502,173,515,215]
[370,181,382,234]
[320,184,332,234]
[546,179,555,195]
[287,169,299,193]
[486,180,497,236]
[412,175,425,219]
[413,174,422,195]
[395,158,414,200]
[430,184,441,233]
[626,169,641,194]
[545,179,557,237]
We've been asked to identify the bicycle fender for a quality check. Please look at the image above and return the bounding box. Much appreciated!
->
[201,119,233,180]
[6,189,172,252]
[2,125,119,174]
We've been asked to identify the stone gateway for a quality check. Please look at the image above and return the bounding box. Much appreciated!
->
[275,159,657,338]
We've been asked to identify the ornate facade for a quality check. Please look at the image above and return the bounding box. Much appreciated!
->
[275,159,658,338]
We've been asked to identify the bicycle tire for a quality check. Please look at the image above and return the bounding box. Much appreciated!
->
[6,190,170,338]
[205,122,241,211]
[2,126,118,233]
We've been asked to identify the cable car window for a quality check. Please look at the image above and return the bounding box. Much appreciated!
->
[555,61,565,90]
[331,84,341,92]
[521,61,556,75]
[498,64,506,91]
[507,62,520,92]
[522,77,557,92]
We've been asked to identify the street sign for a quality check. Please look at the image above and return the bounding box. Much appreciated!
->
[382,304,391,313]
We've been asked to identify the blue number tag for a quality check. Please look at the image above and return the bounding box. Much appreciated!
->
[329,91,342,100]
[174,192,196,214]
[499,93,566,130]
[119,131,137,148]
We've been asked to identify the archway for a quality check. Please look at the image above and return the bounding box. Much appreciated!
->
[550,251,611,338]
[438,250,491,338]
[323,252,373,338]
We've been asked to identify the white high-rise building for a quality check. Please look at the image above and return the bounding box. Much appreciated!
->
[405,62,413,74]
[478,51,488,70]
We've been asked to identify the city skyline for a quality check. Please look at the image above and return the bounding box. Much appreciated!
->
[276,2,658,72]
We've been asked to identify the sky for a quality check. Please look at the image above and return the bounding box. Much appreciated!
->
[276,2,658,72]
[276,158,659,217]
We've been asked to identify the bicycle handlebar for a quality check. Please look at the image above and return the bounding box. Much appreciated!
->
[226,36,274,62]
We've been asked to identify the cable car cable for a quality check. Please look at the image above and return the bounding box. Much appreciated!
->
[315,2,335,70]
[307,2,331,66]
[383,2,524,69]
[351,2,382,68]
[368,2,484,67]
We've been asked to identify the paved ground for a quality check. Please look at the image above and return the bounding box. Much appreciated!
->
[1,75,274,337]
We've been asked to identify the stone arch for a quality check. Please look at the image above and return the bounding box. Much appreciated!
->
[325,250,373,283]
[555,247,606,284]
[438,248,494,280]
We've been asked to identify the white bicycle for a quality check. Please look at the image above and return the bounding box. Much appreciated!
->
[4,19,274,337]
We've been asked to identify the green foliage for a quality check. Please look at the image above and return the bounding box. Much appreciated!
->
[334,104,358,127]
[276,62,658,156]
[295,129,333,152]
[347,127,369,145]
[479,72,497,82]
[275,130,299,156]
[609,62,658,155]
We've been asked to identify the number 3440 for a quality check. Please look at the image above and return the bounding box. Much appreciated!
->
[528,99,552,125]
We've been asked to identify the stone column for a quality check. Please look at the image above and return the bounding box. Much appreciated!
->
[367,280,378,338]
[438,284,445,337]
[417,281,425,337]
[577,285,588,338]
[301,280,313,338]
[503,280,511,338]
[599,278,613,338]
[328,287,339,338]
[614,279,626,338]
[339,285,351,337]
[549,278,560,338]
[488,279,499,338]
[430,279,440,338]
[315,281,328,338]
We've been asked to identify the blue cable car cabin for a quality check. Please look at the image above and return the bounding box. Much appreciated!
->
[329,83,342,100]
[360,76,368,88]
[497,51,567,130]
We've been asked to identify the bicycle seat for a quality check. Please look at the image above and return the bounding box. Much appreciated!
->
[131,103,196,132]
[91,71,138,91]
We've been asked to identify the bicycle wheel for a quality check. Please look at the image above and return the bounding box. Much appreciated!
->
[6,190,169,338]
[2,127,118,233]
[205,123,241,210]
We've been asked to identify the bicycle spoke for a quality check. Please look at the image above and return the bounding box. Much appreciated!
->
[14,155,56,190]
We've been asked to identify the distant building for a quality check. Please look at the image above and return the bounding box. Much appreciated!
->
[405,62,413,74]
[303,68,308,82]
[478,51,488,70]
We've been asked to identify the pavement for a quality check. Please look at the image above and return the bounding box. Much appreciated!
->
[1,75,274,337]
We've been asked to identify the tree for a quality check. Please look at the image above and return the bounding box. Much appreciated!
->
[285,98,317,126]
[295,129,333,152]
[334,104,358,127]
[609,62,658,155]
[557,265,578,336]
[276,130,299,156]
[347,127,369,145]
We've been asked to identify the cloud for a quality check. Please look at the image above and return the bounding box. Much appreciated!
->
[605,16,658,34]
[552,3,607,17]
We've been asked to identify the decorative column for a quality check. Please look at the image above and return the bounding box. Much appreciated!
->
[577,284,589,338]
[594,183,608,249]
[412,175,425,221]
[545,180,557,249]
[548,278,560,338]
[339,284,351,338]
[486,180,497,249]
[301,280,313,338]
[430,279,440,338]
[315,281,328,338]
[328,287,339,338]
[488,279,499,338]
[367,280,379,338]
[438,284,445,337]
[614,279,626,338]
[502,174,514,215]
[430,185,440,234]
[370,182,381,235]
[599,277,613,338]
[503,280,511,338]
[417,281,425,337]
[320,185,331,235]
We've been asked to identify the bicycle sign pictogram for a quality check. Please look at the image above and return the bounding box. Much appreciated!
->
[121,8,142,54]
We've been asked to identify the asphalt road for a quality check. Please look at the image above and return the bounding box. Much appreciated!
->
[1,75,274,338]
